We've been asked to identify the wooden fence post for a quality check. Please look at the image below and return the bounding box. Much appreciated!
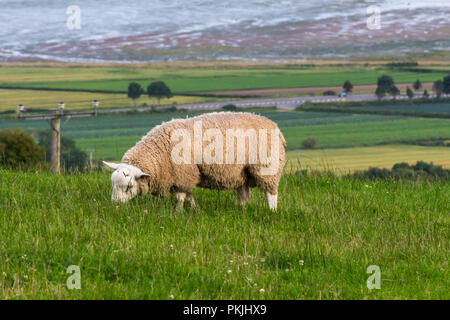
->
[50,116,61,173]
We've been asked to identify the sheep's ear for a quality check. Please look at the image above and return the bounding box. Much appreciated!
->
[135,170,150,180]
[103,161,120,170]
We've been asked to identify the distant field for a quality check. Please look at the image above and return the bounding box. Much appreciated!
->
[1,110,448,161]
[286,145,450,174]
[0,65,448,94]
[0,89,214,112]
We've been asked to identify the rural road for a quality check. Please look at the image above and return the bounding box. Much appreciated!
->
[102,93,440,113]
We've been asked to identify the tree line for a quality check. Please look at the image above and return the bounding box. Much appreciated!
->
[375,75,450,100]
[128,81,173,107]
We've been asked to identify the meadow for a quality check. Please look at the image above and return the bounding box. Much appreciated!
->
[0,169,448,299]
[0,63,448,94]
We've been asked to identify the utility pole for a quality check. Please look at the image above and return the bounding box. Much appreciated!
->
[18,101,98,174]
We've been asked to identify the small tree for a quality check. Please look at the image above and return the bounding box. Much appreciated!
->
[343,80,354,93]
[388,85,400,99]
[147,81,173,104]
[432,79,444,98]
[443,75,450,95]
[406,87,414,100]
[127,82,144,108]
[375,75,395,101]
[301,137,317,149]
[0,129,45,168]
[413,79,422,91]
[423,89,429,99]
[378,75,394,89]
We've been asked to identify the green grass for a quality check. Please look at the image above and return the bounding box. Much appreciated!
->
[0,65,448,93]
[0,170,448,299]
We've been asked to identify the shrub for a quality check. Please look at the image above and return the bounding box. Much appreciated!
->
[343,80,353,93]
[0,129,45,168]
[222,104,238,111]
[349,161,448,181]
[301,137,317,149]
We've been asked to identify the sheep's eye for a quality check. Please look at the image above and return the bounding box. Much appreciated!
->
[125,178,133,193]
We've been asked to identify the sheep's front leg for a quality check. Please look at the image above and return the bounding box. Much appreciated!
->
[266,192,277,211]
[175,192,186,211]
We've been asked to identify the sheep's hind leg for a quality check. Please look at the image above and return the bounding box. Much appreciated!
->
[265,192,277,211]
[236,184,250,205]
[175,192,186,211]
[186,193,197,209]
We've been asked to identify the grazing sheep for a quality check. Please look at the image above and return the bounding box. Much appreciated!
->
[103,112,286,210]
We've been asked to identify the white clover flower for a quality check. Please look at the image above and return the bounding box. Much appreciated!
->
[227,269,232,274]
[299,260,304,266]
[259,288,265,294]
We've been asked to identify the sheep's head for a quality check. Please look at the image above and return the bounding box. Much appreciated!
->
[103,161,150,203]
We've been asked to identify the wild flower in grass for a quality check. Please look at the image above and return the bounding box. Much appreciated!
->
[259,288,265,294]
[169,244,174,249]
[299,260,304,266]
[2,272,6,277]
[230,260,233,263]
[260,258,266,263]
[243,262,248,266]
[168,294,174,300]
[21,254,27,260]
[23,275,28,279]
[227,269,232,274]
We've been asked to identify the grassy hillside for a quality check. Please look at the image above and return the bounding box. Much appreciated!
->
[0,170,448,299]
